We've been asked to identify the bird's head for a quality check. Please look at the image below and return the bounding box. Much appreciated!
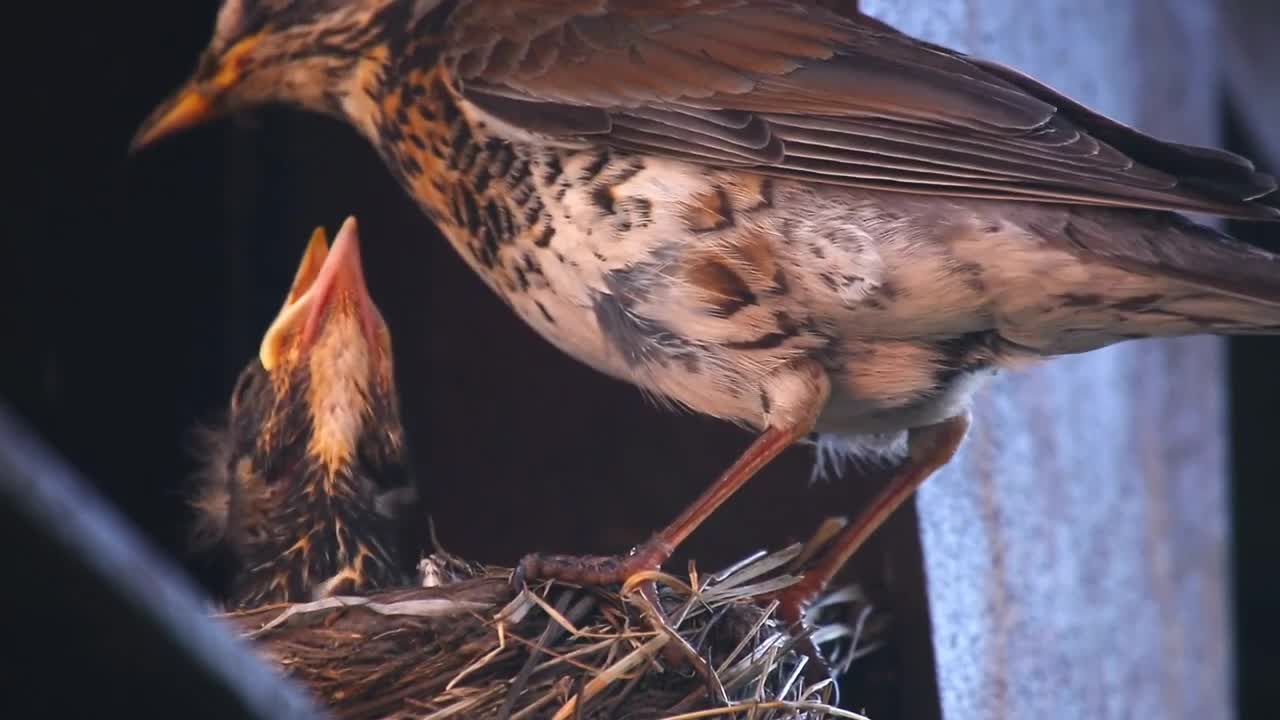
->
[252,214,399,476]
[191,216,416,590]
[131,0,451,151]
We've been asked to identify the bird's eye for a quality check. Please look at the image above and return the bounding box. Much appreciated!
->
[356,426,412,491]
[355,430,383,473]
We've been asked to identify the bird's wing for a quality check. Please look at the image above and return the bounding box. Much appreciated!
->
[439,0,1278,220]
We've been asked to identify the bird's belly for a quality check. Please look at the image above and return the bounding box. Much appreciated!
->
[817,365,999,436]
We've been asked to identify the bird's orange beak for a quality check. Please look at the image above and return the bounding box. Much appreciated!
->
[129,35,262,153]
[260,217,387,372]
[130,89,216,152]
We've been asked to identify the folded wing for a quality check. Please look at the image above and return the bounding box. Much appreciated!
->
[441,0,1277,220]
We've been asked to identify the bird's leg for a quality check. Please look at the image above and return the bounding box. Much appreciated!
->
[513,362,828,591]
[772,412,972,630]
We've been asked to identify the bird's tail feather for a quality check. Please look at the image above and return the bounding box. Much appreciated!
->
[1107,215,1280,339]
[1065,210,1280,310]
[1007,208,1280,355]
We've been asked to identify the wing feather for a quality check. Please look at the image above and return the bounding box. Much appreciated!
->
[442,0,1278,219]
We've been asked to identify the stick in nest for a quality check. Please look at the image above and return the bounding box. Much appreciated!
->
[218,525,888,720]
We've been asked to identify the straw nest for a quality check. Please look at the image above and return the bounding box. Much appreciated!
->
[219,527,886,720]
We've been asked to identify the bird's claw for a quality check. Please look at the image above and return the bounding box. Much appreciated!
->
[760,577,842,688]
[511,543,667,594]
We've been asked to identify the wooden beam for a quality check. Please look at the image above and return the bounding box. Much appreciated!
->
[0,403,326,719]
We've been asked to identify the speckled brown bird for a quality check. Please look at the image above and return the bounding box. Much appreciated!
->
[138,0,1280,626]
[190,217,418,608]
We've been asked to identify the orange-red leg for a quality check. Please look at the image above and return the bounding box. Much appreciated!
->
[775,412,972,630]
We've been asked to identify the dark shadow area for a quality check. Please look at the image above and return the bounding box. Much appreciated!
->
[1223,99,1280,719]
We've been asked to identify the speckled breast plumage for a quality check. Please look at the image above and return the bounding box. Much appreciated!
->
[352,62,1276,448]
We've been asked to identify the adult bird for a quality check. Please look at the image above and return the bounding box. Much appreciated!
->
[138,0,1280,625]
[189,217,419,608]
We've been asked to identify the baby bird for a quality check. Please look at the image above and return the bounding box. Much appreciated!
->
[190,217,418,608]
[137,1,1280,627]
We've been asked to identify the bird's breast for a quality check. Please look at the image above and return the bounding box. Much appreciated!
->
[399,144,818,426]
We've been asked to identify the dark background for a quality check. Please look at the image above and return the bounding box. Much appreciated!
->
[4,3,1276,718]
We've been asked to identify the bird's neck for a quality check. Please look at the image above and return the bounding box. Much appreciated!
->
[343,60,554,278]
[348,62,484,201]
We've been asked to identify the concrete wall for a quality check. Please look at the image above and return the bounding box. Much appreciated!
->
[858,2,1235,718]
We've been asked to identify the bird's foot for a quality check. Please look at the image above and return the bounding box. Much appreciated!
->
[512,541,728,686]
[754,517,850,689]
[511,539,670,593]
[772,574,824,629]
[761,570,840,687]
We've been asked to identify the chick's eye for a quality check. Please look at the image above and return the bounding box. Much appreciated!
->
[356,431,383,472]
[230,368,259,414]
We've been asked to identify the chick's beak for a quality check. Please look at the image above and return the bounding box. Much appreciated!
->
[299,216,384,357]
[285,227,331,308]
[260,217,387,372]
[129,35,262,153]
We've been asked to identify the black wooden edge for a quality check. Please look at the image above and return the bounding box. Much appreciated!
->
[0,402,327,720]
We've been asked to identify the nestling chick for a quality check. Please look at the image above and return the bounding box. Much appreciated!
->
[139,0,1280,630]
[190,217,417,608]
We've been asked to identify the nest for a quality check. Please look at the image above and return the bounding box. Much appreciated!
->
[220,535,886,720]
